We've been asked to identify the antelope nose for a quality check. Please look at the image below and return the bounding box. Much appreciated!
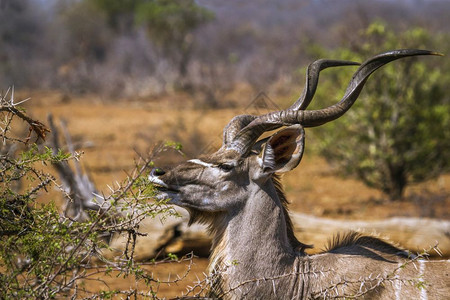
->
[151,168,166,176]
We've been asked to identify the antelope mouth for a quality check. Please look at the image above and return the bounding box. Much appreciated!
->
[153,184,179,193]
[149,176,179,193]
[151,183,180,204]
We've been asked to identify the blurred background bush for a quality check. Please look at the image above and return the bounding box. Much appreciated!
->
[1,0,448,100]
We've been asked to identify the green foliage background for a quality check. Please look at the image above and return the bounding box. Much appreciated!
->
[308,22,450,200]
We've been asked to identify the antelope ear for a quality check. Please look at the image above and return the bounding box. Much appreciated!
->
[260,125,305,173]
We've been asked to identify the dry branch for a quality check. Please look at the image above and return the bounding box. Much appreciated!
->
[0,88,49,143]
[47,114,111,223]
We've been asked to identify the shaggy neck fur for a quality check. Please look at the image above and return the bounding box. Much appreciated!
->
[205,175,304,297]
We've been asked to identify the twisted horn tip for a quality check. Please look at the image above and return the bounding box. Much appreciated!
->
[376,49,443,59]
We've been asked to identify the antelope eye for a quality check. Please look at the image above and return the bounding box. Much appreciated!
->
[217,163,234,172]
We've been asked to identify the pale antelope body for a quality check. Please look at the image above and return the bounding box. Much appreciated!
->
[150,50,449,299]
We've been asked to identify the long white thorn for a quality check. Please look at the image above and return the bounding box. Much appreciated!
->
[10,86,14,105]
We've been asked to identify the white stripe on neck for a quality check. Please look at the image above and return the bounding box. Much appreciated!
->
[419,260,427,300]
[394,262,402,300]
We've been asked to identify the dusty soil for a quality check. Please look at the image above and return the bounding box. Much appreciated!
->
[22,90,449,298]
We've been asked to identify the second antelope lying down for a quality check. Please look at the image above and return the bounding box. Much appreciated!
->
[150,50,449,299]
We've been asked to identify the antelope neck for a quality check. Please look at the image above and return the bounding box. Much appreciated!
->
[212,180,297,274]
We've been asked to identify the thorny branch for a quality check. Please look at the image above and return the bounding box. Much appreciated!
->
[0,87,49,143]
[1,92,195,299]
[313,244,443,299]
[36,131,183,298]
[179,244,443,299]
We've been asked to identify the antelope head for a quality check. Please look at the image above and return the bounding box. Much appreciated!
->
[149,49,438,243]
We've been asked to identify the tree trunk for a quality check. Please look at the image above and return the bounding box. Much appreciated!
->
[387,163,407,201]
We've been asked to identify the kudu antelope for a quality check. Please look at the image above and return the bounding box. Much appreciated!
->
[150,50,449,299]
